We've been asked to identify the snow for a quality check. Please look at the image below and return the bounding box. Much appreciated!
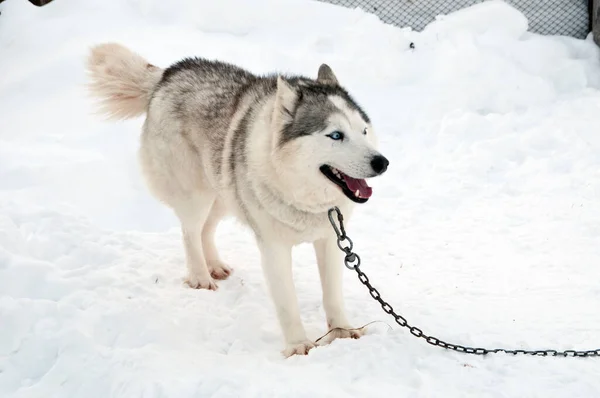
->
[1,0,600,396]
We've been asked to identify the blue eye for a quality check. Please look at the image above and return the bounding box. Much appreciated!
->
[327,131,344,141]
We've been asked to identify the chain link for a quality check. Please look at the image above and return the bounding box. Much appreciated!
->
[327,207,600,358]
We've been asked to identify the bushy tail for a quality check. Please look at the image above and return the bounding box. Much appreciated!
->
[85,43,164,120]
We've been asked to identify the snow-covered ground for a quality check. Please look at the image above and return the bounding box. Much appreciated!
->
[1,0,600,396]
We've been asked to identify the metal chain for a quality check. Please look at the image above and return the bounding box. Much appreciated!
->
[327,207,600,358]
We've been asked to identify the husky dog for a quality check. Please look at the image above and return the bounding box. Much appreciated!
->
[86,43,389,357]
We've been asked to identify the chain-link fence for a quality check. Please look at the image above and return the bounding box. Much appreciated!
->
[316,0,591,39]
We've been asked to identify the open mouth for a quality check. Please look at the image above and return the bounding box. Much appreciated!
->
[320,165,373,204]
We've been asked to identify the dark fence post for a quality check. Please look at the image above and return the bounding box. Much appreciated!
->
[593,0,600,46]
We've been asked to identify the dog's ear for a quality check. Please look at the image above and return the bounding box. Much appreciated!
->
[273,76,299,126]
[272,76,300,149]
[317,64,338,85]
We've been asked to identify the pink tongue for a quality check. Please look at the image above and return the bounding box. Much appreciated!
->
[342,175,373,198]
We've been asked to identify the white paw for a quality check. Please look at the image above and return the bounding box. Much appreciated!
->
[208,260,233,280]
[322,325,364,344]
[184,273,218,290]
[283,340,316,357]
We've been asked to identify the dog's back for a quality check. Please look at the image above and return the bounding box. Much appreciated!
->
[150,57,276,150]
[86,43,264,130]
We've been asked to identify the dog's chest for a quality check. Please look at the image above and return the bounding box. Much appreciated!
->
[273,210,332,243]
[267,202,354,244]
[246,181,354,244]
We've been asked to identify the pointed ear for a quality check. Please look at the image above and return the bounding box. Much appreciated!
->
[317,63,338,85]
[273,76,299,127]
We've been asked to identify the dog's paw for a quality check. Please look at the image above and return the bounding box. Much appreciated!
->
[283,340,316,357]
[324,325,364,343]
[184,274,218,290]
[208,260,233,280]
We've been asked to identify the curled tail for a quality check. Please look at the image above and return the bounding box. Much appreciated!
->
[86,43,164,120]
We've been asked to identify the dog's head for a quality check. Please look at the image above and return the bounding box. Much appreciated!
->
[271,65,388,209]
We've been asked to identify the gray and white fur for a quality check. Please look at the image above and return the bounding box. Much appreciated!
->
[86,43,389,357]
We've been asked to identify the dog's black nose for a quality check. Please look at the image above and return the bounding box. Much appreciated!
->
[371,155,389,175]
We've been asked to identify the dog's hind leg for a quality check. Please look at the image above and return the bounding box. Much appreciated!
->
[174,192,218,290]
[202,199,233,280]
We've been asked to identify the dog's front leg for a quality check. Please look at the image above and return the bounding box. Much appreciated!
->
[258,239,315,357]
[314,237,363,343]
